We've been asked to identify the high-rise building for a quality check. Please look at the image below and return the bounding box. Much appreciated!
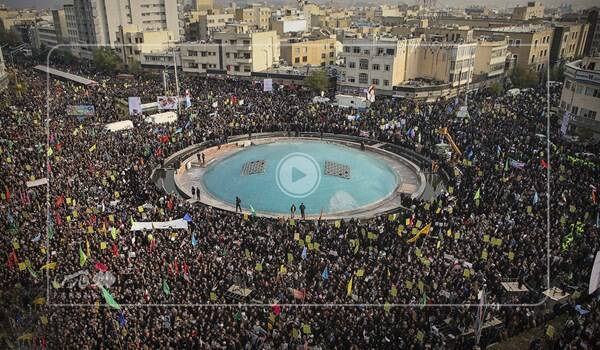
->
[69,0,184,56]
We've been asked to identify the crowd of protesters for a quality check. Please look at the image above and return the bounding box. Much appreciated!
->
[0,54,599,349]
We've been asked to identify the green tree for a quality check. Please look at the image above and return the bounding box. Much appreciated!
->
[304,70,330,93]
[488,81,503,96]
[128,60,142,75]
[510,66,539,89]
[92,48,122,73]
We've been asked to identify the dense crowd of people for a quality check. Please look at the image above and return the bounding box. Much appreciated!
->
[1,55,599,349]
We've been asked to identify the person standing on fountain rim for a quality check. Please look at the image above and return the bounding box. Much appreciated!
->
[290,203,296,218]
[300,202,306,219]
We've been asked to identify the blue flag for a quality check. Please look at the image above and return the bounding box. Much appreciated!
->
[183,213,192,222]
[532,192,539,205]
[191,233,198,247]
[118,311,126,327]
[301,246,307,260]
[321,266,329,280]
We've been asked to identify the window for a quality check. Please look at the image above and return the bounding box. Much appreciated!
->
[329,52,334,58]
[302,56,307,62]
[294,57,300,63]
[372,64,380,70]
[359,73,368,84]
[344,46,350,53]
[384,64,390,71]
[364,49,370,55]
[383,80,389,86]
[571,106,579,115]
[295,48,300,54]
[386,48,394,55]
[188,50,198,56]
[377,48,384,55]
[353,46,360,53]
[234,65,240,71]
[348,77,355,83]
[359,59,368,70]
[321,53,326,59]
[372,78,379,85]
[349,61,356,68]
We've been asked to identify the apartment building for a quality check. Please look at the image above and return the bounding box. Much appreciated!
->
[51,9,69,44]
[473,35,509,82]
[31,22,60,49]
[584,8,599,55]
[512,2,544,21]
[69,0,184,54]
[63,4,81,56]
[280,36,336,67]
[338,36,417,92]
[550,22,589,65]
[413,41,477,88]
[234,5,271,29]
[270,16,307,36]
[181,27,280,76]
[418,25,474,43]
[475,25,553,72]
[186,12,234,41]
[559,55,600,137]
[114,25,173,65]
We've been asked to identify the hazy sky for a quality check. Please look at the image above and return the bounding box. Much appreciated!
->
[1,0,597,11]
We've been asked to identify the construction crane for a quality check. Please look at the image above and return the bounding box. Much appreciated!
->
[438,127,462,163]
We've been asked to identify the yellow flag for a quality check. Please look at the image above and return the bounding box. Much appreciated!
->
[33,297,46,305]
[89,144,96,152]
[17,333,34,341]
[40,262,57,270]
[347,277,353,296]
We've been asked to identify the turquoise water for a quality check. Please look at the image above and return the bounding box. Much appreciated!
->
[202,141,398,215]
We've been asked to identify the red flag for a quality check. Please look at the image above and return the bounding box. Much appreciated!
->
[6,249,18,268]
[111,243,119,257]
[540,159,549,169]
[272,304,281,316]
[94,262,108,272]
[182,262,189,276]
[54,195,64,208]
[292,289,305,299]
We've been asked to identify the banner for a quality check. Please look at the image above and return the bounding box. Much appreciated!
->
[157,96,179,110]
[560,111,569,136]
[366,85,375,103]
[263,79,273,92]
[131,219,188,231]
[67,105,95,116]
[589,251,600,295]
[128,97,142,115]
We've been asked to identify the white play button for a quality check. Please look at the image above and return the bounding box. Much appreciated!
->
[276,153,321,198]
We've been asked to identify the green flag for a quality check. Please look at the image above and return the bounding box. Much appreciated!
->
[473,188,481,201]
[163,280,171,295]
[100,286,121,309]
[27,265,38,278]
[79,246,87,267]
[250,205,256,217]
[233,311,242,321]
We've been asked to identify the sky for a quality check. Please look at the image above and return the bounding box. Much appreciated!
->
[1,0,597,11]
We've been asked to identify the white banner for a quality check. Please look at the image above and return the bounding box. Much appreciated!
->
[589,251,600,295]
[26,178,48,188]
[263,79,273,92]
[128,97,141,115]
[130,219,188,231]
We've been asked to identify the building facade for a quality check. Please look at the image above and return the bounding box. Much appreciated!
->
[114,25,173,65]
[550,22,589,66]
[0,46,8,91]
[512,2,544,21]
[186,12,234,41]
[181,28,280,76]
[473,35,509,82]
[280,36,336,67]
[559,55,600,138]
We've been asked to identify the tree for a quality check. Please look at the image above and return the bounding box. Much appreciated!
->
[509,66,539,89]
[488,81,503,96]
[304,70,330,93]
[92,48,122,73]
[128,60,142,75]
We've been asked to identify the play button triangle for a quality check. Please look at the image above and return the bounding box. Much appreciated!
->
[292,167,306,183]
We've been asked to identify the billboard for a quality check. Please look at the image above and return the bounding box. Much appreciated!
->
[128,97,142,115]
[157,96,179,110]
[66,105,95,116]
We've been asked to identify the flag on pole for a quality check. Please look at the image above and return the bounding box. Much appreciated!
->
[79,246,87,267]
[250,205,256,217]
[347,277,353,296]
[321,266,329,280]
[118,311,127,326]
[301,245,307,260]
[191,233,198,247]
[100,286,121,309]
[532,191,539,205]
[89,144,96,153]
[163,280,171,295]
[185,89,192,109]
[473,188,481,201]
